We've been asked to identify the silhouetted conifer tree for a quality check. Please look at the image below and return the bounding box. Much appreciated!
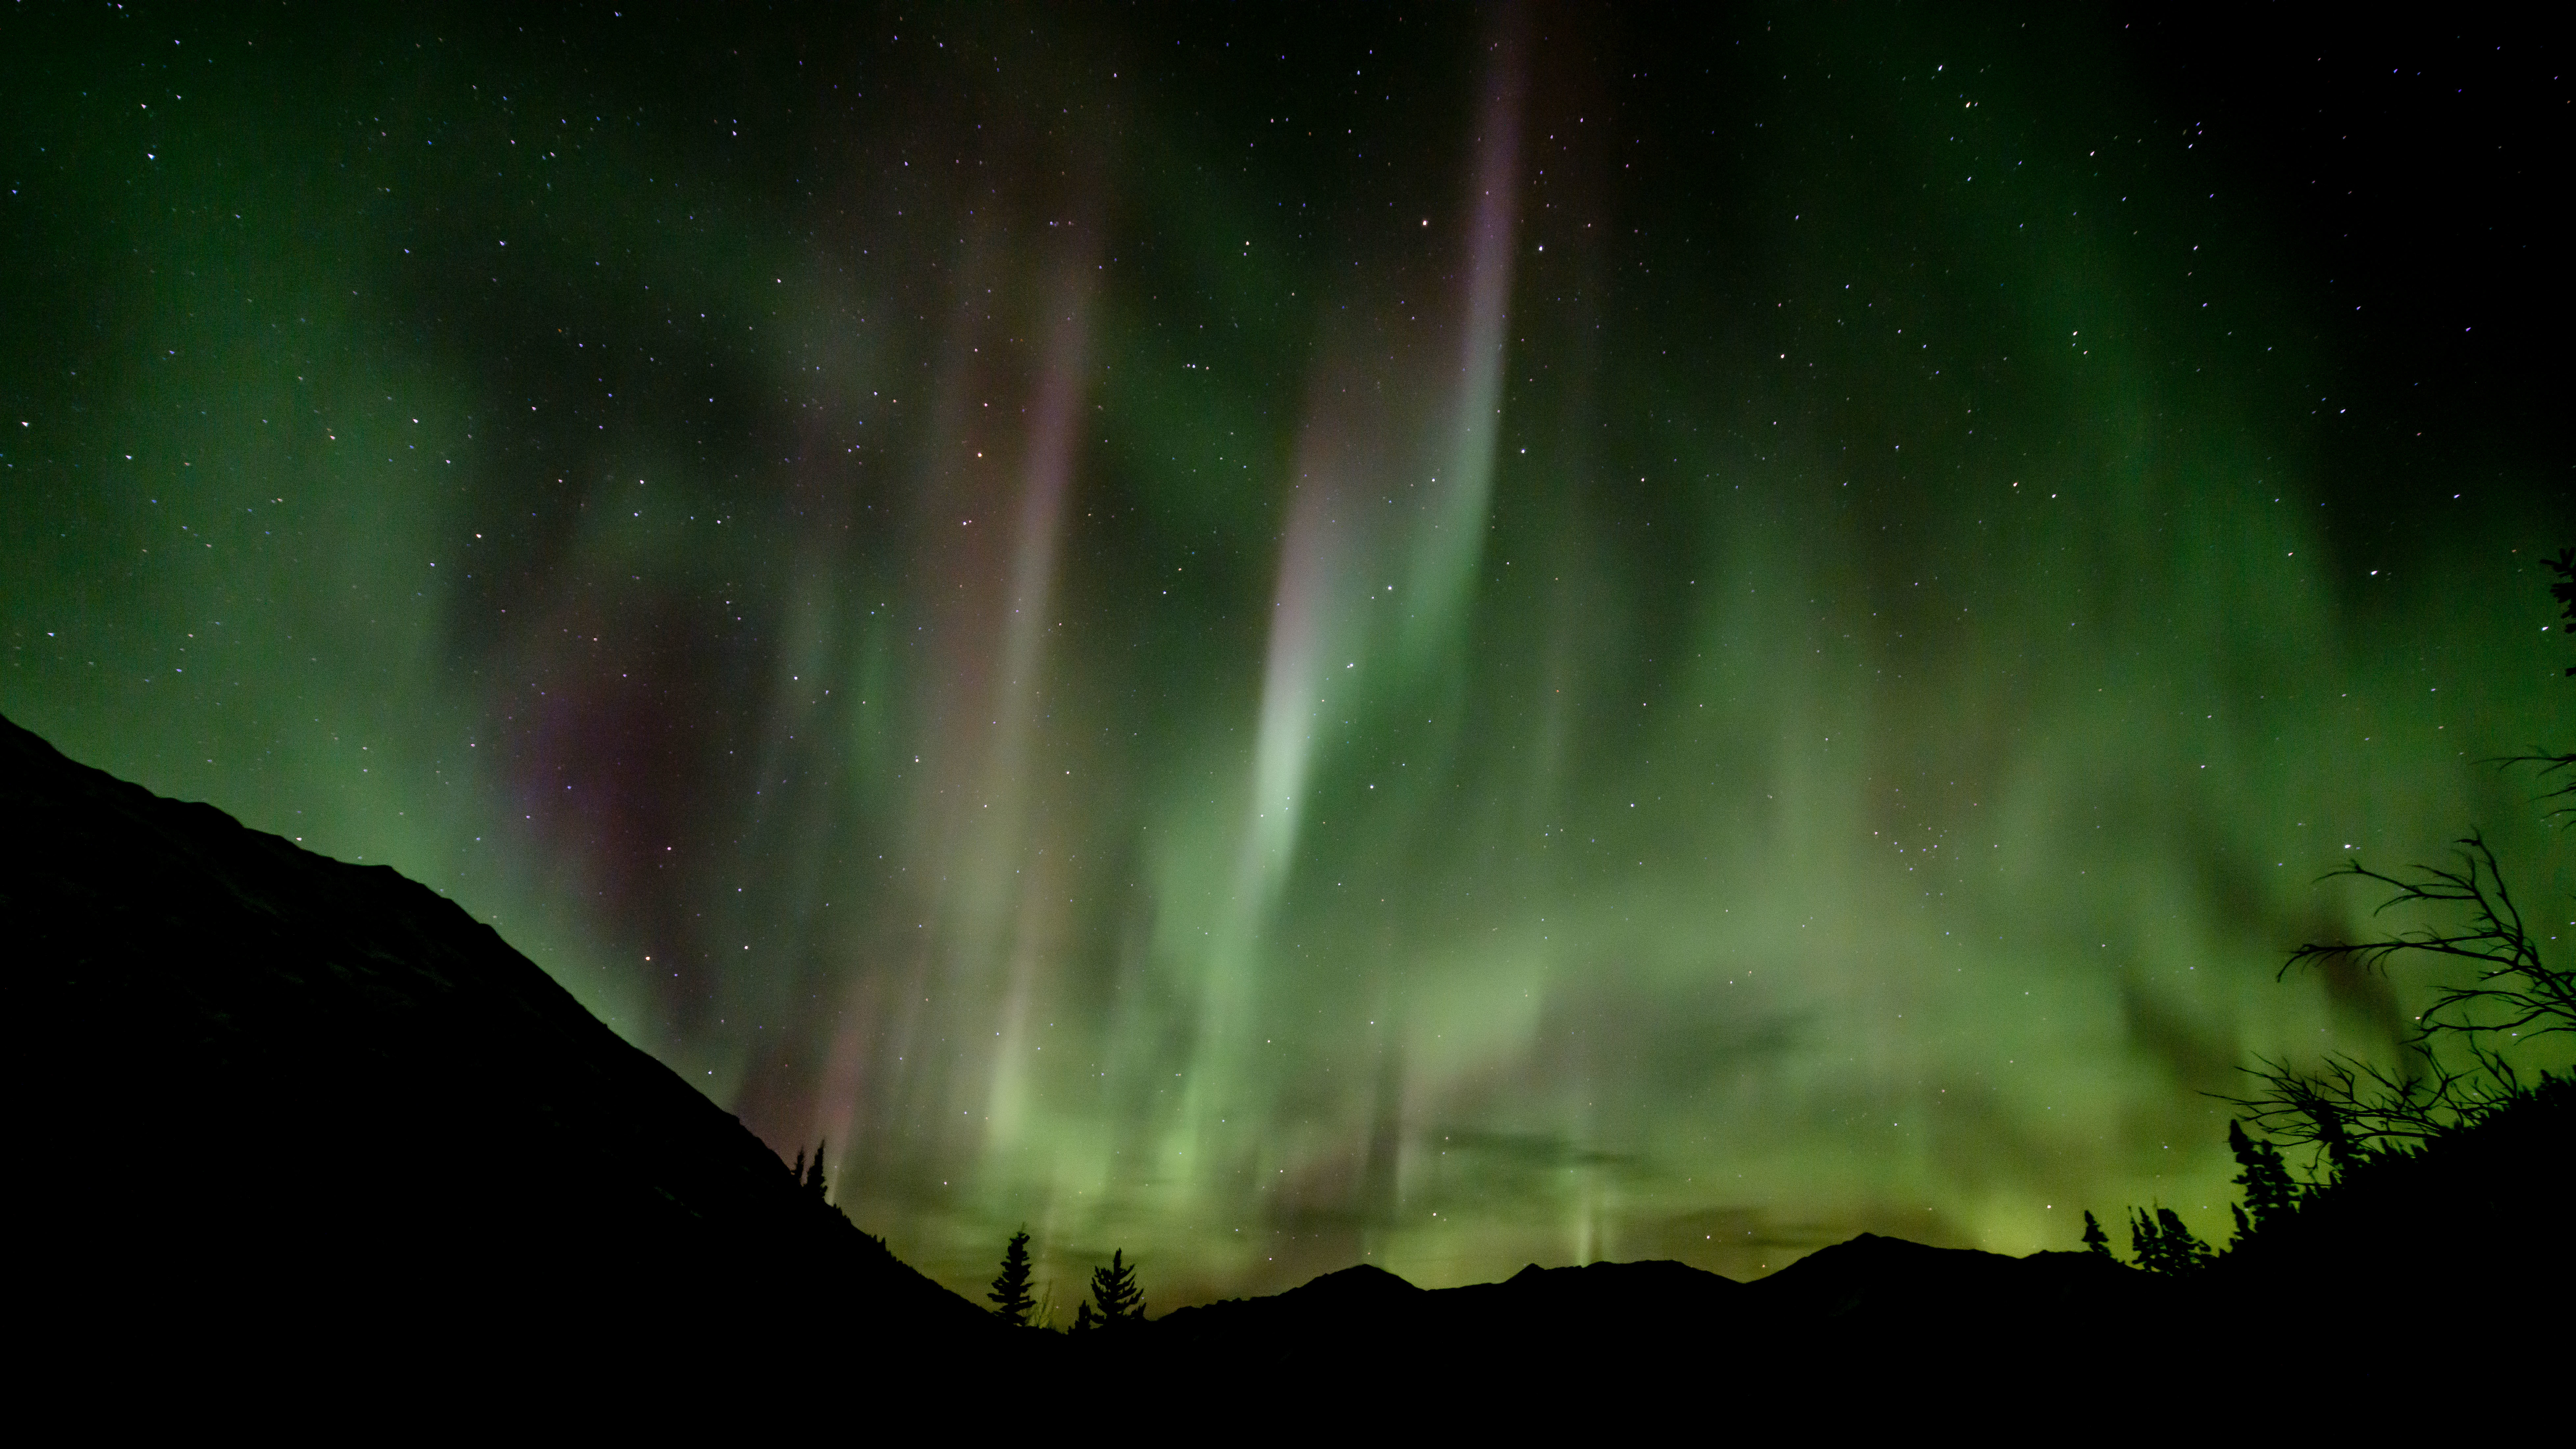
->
[988,1229,1038,1326]
[1088,1249,1144,1327]
[2226,1120,2299,1241]
[1072,1301,1095,1334]
[803,1140,829,1198]
[2129,1206,2213,1274]
[2081,1210,2113,1258]
[2158,1207,2213,1271]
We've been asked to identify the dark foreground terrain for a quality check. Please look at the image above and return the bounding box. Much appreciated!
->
[10,713,995,1383]
[11,712,2562,1409]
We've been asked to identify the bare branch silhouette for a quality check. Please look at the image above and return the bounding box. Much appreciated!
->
[2486,749,2576,825]
[2216,1046,2526,1174]
[2284,833,2575,1049]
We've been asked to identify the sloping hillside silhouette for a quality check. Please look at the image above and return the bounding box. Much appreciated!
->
[2212,1071,2572,1307]
[7,713,996,1378]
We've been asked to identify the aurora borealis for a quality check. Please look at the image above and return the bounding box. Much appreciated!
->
[4,5,2566,1313]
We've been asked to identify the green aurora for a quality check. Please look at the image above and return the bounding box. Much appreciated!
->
[4,6,2566,1311]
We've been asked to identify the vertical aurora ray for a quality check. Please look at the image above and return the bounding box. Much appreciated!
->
[1403,9,1529,671]
[1176,414,1344,1169]
[1159,16,1535,1239]
[4,7,2565,1310]
[977,256,1097,1160]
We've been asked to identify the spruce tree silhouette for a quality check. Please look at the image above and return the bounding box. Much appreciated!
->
[1087,1249,1144,1328]
[2128,1207,2213,1274]
[2226,1120,2299,1241]
[2158,1207,2211,1271]
[2081,1210,2114,1258]
[1071,1301,1095,1334]
[802,1140,829,1199]
[988,1229,1037,1326]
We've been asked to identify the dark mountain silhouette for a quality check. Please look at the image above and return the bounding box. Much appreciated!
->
[1090,1233,2174,1400]
[0,710,2196,1402]
[7,713,996,1380]
[21,706,2553,1410]
[1147,1260,1430,1350]
[1749,1232,2156,1328]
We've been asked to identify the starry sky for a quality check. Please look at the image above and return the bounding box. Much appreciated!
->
[4,5,2567,1313]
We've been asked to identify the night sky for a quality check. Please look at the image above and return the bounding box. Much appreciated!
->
[5,5,2567,1312]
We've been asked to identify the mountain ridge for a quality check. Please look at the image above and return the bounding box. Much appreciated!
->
[27,707,2551,1407]
[7,711,993,1367]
